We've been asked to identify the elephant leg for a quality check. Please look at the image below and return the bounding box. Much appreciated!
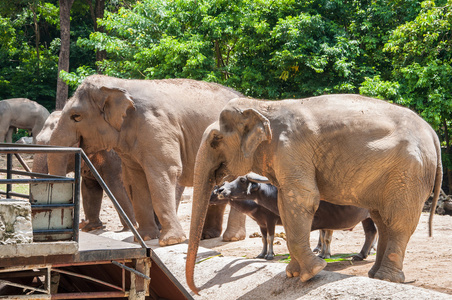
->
[257,226,268,259]
[0,113,11,142]
[145,166,186,246]
[265,219,277,260]
[102,170,137,230]
[122,164,159,241]
[80,177,103,231]
[202,204,226,239]
[175,183,185,211]
[223,207,246,241]
[313,231,323,254]
[154,183,185,230]
[368,210,387,278]
[154,183,184,231]
[266,233,275,260]
[279,182,326,282]
[31,124,42,144]
[319,230,333,259]
[32,153,48,173]
[6,127,15,143]
[353,218,378,261]
[374,204,420,283]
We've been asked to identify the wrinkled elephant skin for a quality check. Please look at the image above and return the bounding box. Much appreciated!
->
[186,94,442,294]
[47,75,244,246]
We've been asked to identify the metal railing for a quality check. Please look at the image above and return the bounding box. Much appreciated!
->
[0,144,146,248]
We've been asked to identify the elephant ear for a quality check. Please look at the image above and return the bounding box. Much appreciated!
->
[246,182,259,195]
[94,86,136,131]
[206,127,224,150]
[240,108,272,158]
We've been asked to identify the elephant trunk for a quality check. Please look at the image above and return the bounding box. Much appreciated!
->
[186,138,219,295]
[47,118,78,176]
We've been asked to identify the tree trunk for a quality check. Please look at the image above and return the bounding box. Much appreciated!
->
[88,0,107,72]
[55,0,75,110]
[30,1,40,77]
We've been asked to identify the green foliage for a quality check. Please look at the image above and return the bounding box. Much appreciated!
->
[12,128,30,143]
[358,0,452,189]
[366,0,452,129]
[0,2,59,109]
[359,76,403,103]
[278,252,375,263]
[1,1,452,183]
[74,0,407,99]
[0,0,98,109]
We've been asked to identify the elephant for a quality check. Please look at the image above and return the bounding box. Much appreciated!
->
[46,75,246,246]
[186,94,442,294]
[33,111,137,231]
[0,98,50,143]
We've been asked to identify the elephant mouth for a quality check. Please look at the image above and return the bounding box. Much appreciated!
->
[78,136,84,148]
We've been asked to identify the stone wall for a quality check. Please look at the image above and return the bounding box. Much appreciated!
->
[0,199,33,244]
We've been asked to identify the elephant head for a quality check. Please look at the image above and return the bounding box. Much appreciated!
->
[47,76,135,175]
[186,99,272,294]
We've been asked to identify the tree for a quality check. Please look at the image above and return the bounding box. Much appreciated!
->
[56,0,75,110]
[70,0,422,100]
[87,0,106,70]
[360,0,452,191]
[0,1,60,109]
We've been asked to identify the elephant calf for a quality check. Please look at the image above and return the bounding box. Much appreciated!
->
[211,173,377,261]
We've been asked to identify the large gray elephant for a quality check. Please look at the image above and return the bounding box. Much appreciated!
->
[33,111,137,231]
[47,75,246,246]
[0,98,50,143]
[186,94,442,294]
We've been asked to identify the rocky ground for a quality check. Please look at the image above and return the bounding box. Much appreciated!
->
[95,188,452,299]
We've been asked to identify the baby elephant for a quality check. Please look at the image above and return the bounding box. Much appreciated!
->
[211,173,377,261]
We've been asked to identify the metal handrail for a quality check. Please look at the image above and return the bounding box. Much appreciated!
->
[0,146,81,243]
[0,144,147,249]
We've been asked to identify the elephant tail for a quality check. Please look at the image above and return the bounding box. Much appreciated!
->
[429,135,442,237]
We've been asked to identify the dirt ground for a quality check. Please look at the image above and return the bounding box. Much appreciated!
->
[95,187,452,297]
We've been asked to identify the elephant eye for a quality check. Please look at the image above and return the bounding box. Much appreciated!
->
[71,114,82,122]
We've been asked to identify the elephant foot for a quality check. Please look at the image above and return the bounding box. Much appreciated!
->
[286,256,326,282]
[318,252,331,259]
[79,219,103,232]
[222,227,246,242]
[135,228,160,241]
[120,221,137,231]
[372,266,405,283]
[286,260,301,278]
[117,226,131,232]
[159,228,187,247]
[201,228,222,240]
[265,253,274,260]
[352,253,365,261]
[299,259,327,282]
[368,264,378,278]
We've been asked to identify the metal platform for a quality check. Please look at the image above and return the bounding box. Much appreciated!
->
[0,144,192,299]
